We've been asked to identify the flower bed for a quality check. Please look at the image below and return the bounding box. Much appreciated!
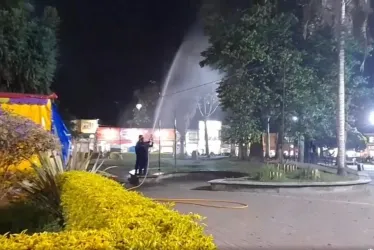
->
[0,171,216,249]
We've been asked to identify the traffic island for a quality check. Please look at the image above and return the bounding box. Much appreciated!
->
[208,177,371,193]
[208,163,371,193]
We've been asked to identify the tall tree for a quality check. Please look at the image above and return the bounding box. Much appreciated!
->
[175,94,197,158]
[0,0,60,94]
[201,0,373,164]
[197,91,219,156]
[126,83,160,128]
[201,1,318,160]
[303,0,372,174]
[164,81,199,158]
[127,103,151,128]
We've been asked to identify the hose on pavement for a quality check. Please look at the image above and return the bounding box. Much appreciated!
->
[125,144,248,209]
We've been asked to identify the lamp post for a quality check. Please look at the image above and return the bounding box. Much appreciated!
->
[157,81,161,173]
[291,116,299,161]
[134,102,142,154]
[279,61,287,163]
[174,110,177,168]
[158,119,161,172]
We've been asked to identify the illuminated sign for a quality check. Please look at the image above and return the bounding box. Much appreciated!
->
[79,120,99,134]
[97,127,176,146]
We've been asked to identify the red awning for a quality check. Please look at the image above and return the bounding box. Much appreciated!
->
[0,92,58,99]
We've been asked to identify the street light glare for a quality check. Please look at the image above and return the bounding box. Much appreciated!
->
[292,116,298,122]
[136,103,142,110]
[369,111,374,125]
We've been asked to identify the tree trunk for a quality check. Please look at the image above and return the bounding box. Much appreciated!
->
[179,133,186,159]
[277,132,284,162]
[249,141,264,161]
[279,61,286,163]
[238,143,248,161]
[275,133,279,159]
[265,117,270,158]
[238,144,244,160]
[204,119,210,157]
[298,135,305,163]
[244,143,248,160]
[337,0,346,175]
[238,143,248,160]
[230,143,236,157]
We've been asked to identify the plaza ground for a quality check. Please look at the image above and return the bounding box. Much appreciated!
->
[140,176,374,250]
[105,156,374,249]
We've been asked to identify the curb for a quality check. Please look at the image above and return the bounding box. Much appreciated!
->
[120,170,248,185]
[208,175,372,193]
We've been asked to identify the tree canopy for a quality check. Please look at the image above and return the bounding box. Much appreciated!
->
[200,0,373,151]
[0,0,59,94]
[126,83,160,128]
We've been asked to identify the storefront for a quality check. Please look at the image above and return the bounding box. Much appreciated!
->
[96,127,176,153]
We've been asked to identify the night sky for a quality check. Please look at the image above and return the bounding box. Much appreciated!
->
[50,0,200,125]
[41,0,374,128]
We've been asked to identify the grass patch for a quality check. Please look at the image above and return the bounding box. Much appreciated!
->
[97,156,264,178]
[229,165,358,182]
[95,155,356,183]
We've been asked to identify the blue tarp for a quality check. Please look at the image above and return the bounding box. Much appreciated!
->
[128,146,136,153]
[51,104,71,164]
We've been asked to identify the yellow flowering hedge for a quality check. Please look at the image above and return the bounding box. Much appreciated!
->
[0,172,216,249]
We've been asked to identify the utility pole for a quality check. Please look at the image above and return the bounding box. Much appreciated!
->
[158,119,161,172]
[174,110,177,168]
[266,116,270,158]
[158,81,161,173]
[280,62,286,163]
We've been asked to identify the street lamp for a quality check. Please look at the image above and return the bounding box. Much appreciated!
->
[290,116,298,160]
[136,103,142,110]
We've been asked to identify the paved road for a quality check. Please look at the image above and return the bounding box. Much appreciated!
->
[140,180,374,250]
[362,164,374,185]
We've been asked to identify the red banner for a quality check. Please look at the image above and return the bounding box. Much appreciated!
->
[97,127,175,146]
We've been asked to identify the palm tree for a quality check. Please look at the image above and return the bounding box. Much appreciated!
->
[303,0,371,175]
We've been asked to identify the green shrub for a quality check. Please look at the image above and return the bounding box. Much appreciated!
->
[0,111,60,170]
[0,171,216,249]
[0,230,115,249]
[288,168,321,180]
[0,201,60,235]
[252,165,286,181]
[18,151,117,227]
[60,172,216,249]
[0,111,60,209]
[273,163,298,173]
[19,153,65,226]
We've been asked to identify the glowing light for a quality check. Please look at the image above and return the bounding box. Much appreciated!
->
[154,130,166,139]
[292,116,298,122]
[199,120,222,131]
[136,103,142,110]
[103,128,118,140]
[152,172,164,176]
[369,112,374,125]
